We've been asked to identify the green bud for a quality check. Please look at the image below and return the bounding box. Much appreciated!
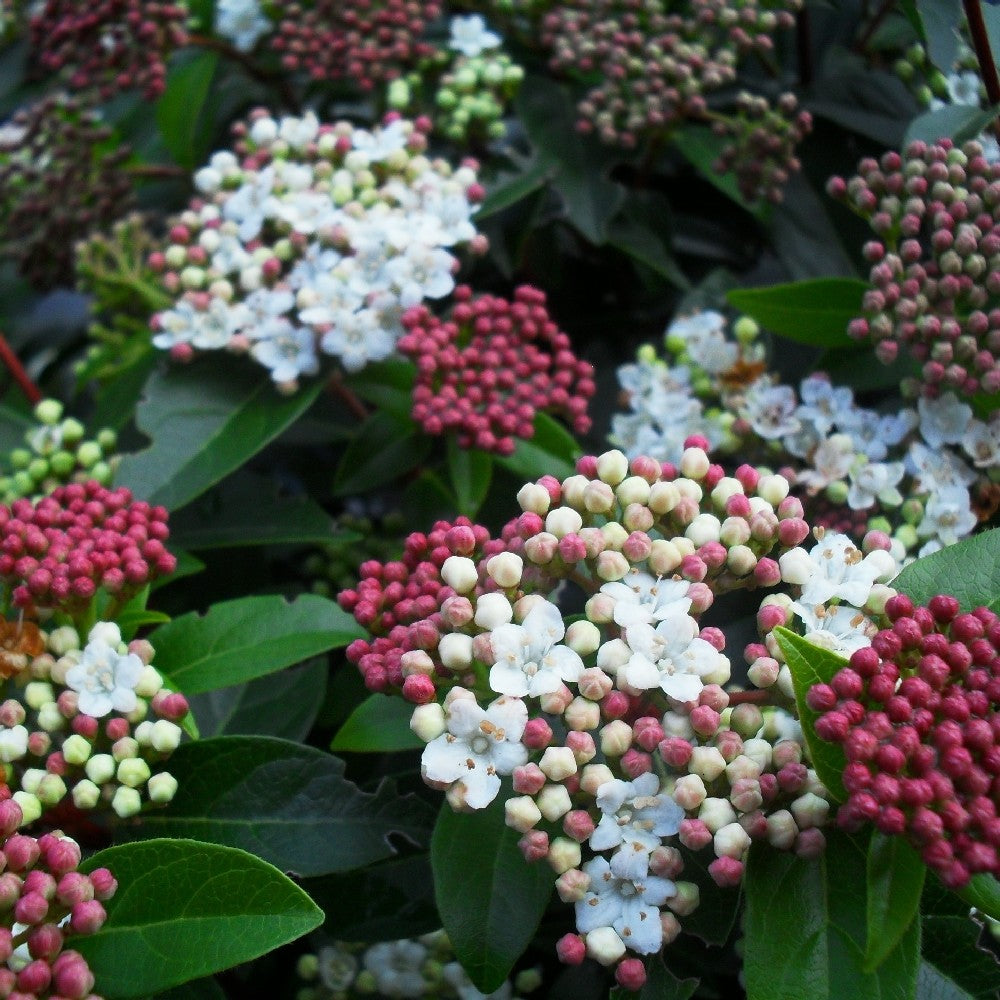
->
[915,84,933,107]
[96,428,117,450]
[734,316,759,342]
[929,70,950,99]
[825,480,849,505]
[85,753,116,784]
[111,786,142,819]
[297,954,320,981]
[12,791,41,826]
[901,498,924,525]
[49,450,76,477]
[147,771,178,803]
[36,773,67,807]
[60,418,85,445]
[77,441,102,468]
[27,458,48,482]
[867,515,892,535]
[117,757,152,788]
[454,67,478,91]
[905,43,926,66]
[62,734,93,766]
[893,59,914,82]
[71,779,101,810]
[482,62,505,85]
[895,524,919,550]
[435,87,458,110]
[33,399,63,425]
[11,471,32,496]
[9,448,31,470]
[90,460,112,485]
[487,120,507,139]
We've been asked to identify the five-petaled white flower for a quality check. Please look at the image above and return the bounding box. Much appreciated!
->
[600,572,691,627]
[783,532,896,607]
[420,693,528,809]
[488,599,584,697]
[448,14,501,57]
[65,624,144,718]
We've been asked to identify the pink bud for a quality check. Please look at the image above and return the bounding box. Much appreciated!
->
[658,737,692,767]
[88,868,117,901]
[16,958,51,994]
[620,749,652,779]
[70,899,106,935]
[708,856,744,887]
[27,923,62,959]
[562,810,596,842]
[4,835,39,872]
[518,830,549,863]
[615,958,647,991]
[522,718,553,750]
[52,950,96,1000]
[556,932,587,965]
[679,819,713,851]
[753,557,781,587]
[512,764,546,796]
[15,891,48,925]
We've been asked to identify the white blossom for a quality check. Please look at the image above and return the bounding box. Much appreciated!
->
[741,380,800,439]
[362,939,427,998]
[790,602,877,656]
[797,376,853,437]
[65,626,144,718]
[215,0,271,52]
[791,533,896,607]
[448,14,501,57]
[600,572,691,627]
[918,392,974,450]
[846,460,905,510]
[918,485,977,546]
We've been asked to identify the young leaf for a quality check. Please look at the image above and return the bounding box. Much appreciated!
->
[865,834,926,971]
[77,839,322,998]
[332,410,431,496]
[156,51,218,169]
[432,796,554,993]
[123,737,435,877]
[114,360,322,511]
[774,627,849,802]
[744,830,921,1000]
[726,279,867,349]
[894,529,1000,613]
[148,593,363,695]
[330,694,423,753]
[447,438,493,517]
[916,0,964,70]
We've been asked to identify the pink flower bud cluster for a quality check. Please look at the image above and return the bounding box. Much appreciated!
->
[0,94,132,290]
[339,517,504,695]
[0,799,116,1000]
[397,284,596,455]
[540,0,801,149]
[0,630,188,823]
[713,91,812,204]
[270,0,441,90]
[808,593,1000,888]
[829,139,1000,398]
[28,0,188,101]
[0,482,176,616]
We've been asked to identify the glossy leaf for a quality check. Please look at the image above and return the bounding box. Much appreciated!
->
[498,411,579,483]
[150,978,226,1000]
[957,873,1000,921]
[331,694,423,753]
[125,737,435,877]
[447,438,493,517]
[726,279,867,349]
[905,104,1000,147]
[774,628,849,802]
[333,410,431,496]
[744,830,921,1000]
[148,593,363,695]
[865,834,926,971]
[607,214,691,291]
[188,659,327,741]
[156,51,218,169]
[895,529,1000,613]
[77,839,322,998]
[432,796,554,992]
[169,472,337,549]
[916,0,962,69]
[114,360,321,511]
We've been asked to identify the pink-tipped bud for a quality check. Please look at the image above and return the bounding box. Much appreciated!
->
[522,718,553,750]
[14,891,48,925]
[615,958,648,991]
[70,899,106,935]
[563,810,596,843]
[4,835,39,872]
[518,830,549,863]
[512,763,547,796]
[16,958,51,994]
[708,856,744,887]
[27,923,62,960]
[88,868,117,901]
[52,950,96,1000]
[678,818,713,851]
[556,932,587,965]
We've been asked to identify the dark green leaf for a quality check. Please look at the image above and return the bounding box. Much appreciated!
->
[905,104,1000,147]
[447,439,493,517]
[188,659,327,741]
[895,529,1000,614]
[476,159,554,221]
[865,834,926,971]
[432,796,554,993]
[610,955,698,1000]
[149,977,225,1000]
[331,694,423,753]
[917,0,962,69]
[957,874,1000,921]
[92,349,158,432]
[498,412,579,483]
[169,472,337,550]
[114,359,321,511]
[148,593,363,695]
[675,846,741,946]
[674,125,765,218]
[607,215,691,291]
[726,279,867,349]
[125,737,435,877]
[744,830,921,1000]
[333,410,431,496]
[344,360,416,423]
[156,51,219,169]
[774,628,849,802]
[306,853,440,942]
[77,839,322,998]
[0,403,32,456]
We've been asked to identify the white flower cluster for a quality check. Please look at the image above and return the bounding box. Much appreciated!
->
[152,112,483,388]
[215,0,271,52]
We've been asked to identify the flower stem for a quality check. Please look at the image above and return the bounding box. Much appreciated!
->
[328,372,369,422]
[0,335,42,405]
[963,0,1000,114]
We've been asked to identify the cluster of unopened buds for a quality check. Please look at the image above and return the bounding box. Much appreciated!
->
[0,481,176,617]
[540,0,801,149]
[0,93,132,289]
[712,91,812,204]
[0,803,116,1000]
[398,284,595,454]
[0,401,118,505]
[149,109,486,388]
[28,0,188,101]
[344,444,884,988]
[0,619,188,825]
[296,929,542,999]
[808,593,1000,888]
[829,138,1000,398]
[269,0,441,88]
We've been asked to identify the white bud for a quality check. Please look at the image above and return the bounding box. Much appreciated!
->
[72,779,101,811]
[585,927,626,966]
[37,703,64,733]
[647,481,679,514]
[547,836,582,874]
[539,746,577,782]
[85,753,116,785]
[46,626,79,656]
[583,481,615,514]
[616,476,651,507]
[565,620,600,656]
[111,786,142,819]
[24,683,54,710]
[117,758,151,789]
[778,547,813,586]
[688,746,727,782]
[410,703,446,742]
[757,474,790,504]
[62,734,92,766]
[766,809,798,849]
[580,764,615,795]
[741,738,773,772]
[776,665,796,700]
[536,783,573,821]
[560,475,589,509]
[648,538,682,575]
[441,556,479,593]
[714,821,751,859]
[12,791,41,827]
[474,593,513,629]
[487,552,523,589]
[698,797,737,832]
[148,772,179,804]
[791,792,830,829]
[725,754,762,783]
[516,482,550,515]
[438,633,474,671]
[134,666,164,698]
[685,513,721,547]
[711,477,744,507]
[504,795,542,833]
[150,719,182,754]
[679,447,710,479]
[545,506,583,538]
[564,697,600,732]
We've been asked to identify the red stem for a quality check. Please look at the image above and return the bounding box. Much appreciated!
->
[327,372,369,422]
[0,335,42,405]
[727,690,776,706]
[964,0,1000,110]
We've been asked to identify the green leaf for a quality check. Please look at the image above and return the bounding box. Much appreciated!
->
[148,593,363,695]
[675,846,741,946]
[610,955,698,1000]
[476,159,554,221]
[894,529,1000,614]
[607,215,691,291]
[917,0,962,69]
[331,693,423,753]
[77,839,322,998]
[332,410,431,496]
[726,279,867,349]
[432,796,554,993]
[114,360,321,511]
[0,403,32,456]
[674,125,765,218]
[905,104,1000,147]
[168,472,337,550]
[344,359,416,423]
[188,659,327,741]
[498,412,580,483]
[774,628,849,802]
[149,978,225,1000]
[447,439,493,517]
[124,737,435,877]
[744,830,921,1000]
[516,75,626,244]
[957,873,1000,922]
[865,834,926,971]
[156,51,219,169]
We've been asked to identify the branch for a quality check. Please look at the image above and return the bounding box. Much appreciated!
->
[0,335,42,405]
